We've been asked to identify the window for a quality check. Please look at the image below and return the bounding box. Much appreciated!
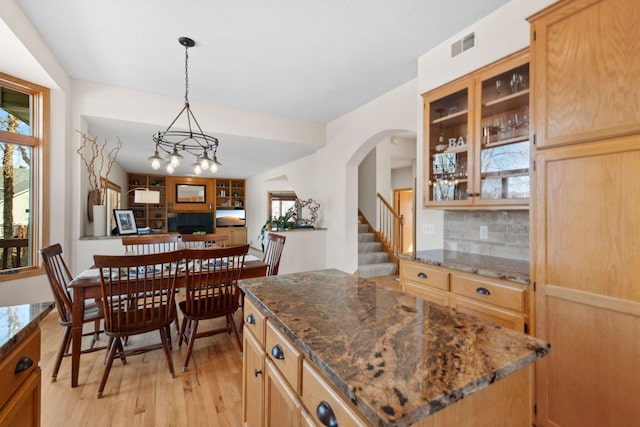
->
[268,191,297,221]
[0,72,49,278]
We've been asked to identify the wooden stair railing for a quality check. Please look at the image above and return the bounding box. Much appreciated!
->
[376,193,404,256]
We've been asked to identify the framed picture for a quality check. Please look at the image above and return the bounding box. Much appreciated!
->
[176,184,206,203]
[113,209,138,235]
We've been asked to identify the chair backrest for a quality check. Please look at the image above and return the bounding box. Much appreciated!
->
[94,249,184,335]
[182,244,249,317]
[121,234,179,254]
[180,233,229,249]
[263,233,286,276]
[40,243,74,324]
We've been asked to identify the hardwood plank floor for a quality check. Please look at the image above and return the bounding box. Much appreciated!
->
[39,275,397,426]
[40,306,245,427]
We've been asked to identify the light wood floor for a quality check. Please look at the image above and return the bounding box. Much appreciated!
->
[40,307,245,427]
[39,275,399,426]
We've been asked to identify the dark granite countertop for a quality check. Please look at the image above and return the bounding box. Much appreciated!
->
[240,269,549,427]
[398,249,530,285]
[0,302,54,360]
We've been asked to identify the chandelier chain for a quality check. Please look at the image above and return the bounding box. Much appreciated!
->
[184,44,189,103]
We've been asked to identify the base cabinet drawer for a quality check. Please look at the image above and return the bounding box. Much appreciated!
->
[301,360,369,427]
[450,273,525,313]
[265,320,302,393]
[400,261,450,291]
[244,298,267,347]
[452,296,525,332]
[403,281,450,307]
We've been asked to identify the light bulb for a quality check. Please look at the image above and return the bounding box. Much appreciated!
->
[166,164,175,174]
[170,155,180,168]
[151,158,161,169]
[199,157,209,169]
[194,164,202,175]
[210,163,218,174]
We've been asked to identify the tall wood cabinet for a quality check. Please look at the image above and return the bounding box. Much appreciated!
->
[529,1,640,425]
[422,50,530,209]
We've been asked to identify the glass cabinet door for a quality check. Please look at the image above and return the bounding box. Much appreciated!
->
[425,84,472,205]
[477,61,530,204]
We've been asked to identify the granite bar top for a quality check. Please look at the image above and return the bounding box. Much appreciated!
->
[240,269,549,427]
[0,302,54,360]
[399,249,530,285]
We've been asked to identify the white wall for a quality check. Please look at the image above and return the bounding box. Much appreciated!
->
[392,166,413,190]
[0,1,71,305]
[414,0,557,251]
[358,149,376,224]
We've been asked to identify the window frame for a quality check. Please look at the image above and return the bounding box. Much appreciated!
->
[0,72,49,281]
[268,191,298,220]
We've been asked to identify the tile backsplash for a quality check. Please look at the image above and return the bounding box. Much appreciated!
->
[443,210,529,261]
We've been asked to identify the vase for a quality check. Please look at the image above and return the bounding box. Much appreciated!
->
[92,205,107,237]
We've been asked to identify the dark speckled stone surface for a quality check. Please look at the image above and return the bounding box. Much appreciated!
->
[0,302,54,359]
[240,269,549,427]
[399,250,530,285]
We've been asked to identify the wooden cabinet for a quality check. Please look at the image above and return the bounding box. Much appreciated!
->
[243,304,368,427]
[215,226,247,245]
[423,50,530,208]
[400,260,528,333]
[0,328,41,427]
[215,178,245,209]
[127,174,167,232]
[166,176,214,213]
[529,1,640,425]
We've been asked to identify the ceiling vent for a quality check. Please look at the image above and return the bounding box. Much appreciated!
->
[451,32,476,58]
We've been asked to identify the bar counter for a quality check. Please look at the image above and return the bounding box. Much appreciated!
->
[240,269,549,426]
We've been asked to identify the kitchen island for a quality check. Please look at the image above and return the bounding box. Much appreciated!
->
[240,269,549,426]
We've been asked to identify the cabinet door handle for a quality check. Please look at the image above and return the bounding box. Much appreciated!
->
[417,272,428,279]
[476,287,491,296]
[246,314,255,325]
[271,344,285,360]
[14,356,33,374]
[254,369,262,377]
[316,401,338,427]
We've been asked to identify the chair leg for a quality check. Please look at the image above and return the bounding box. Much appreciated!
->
[93,318,101,343]
[159,327,176,379]
[228,314,243,352]
[51,327,72,382]
[178,317,188,347]
[182,320,199,372]
[98,337,120,398]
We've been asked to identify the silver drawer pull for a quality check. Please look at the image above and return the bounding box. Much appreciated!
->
[246,314,255,324]
[271,344,285,360]
[476,287,491,296]
[417,272,428,279]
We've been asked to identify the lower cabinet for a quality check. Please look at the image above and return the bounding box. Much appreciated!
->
[216,226,247,245]
[400,259,528,333]
[0,327,41,427]
[242,298,369,427]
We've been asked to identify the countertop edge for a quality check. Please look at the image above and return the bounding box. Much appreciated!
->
[0,302,55,359]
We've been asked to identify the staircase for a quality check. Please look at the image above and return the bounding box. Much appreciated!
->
[357,217,397,279]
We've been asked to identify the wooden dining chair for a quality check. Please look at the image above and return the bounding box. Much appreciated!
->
[263,233,286,276]
[40,243,106,383]
[179,244,249,371]
[180,233,228,249]
[121,234,179,254]
[93,249,184,398]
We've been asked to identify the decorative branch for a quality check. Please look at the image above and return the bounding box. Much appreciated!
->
[76,130,123,205]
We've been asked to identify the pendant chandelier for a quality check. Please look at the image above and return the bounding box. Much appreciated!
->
[149,37,222,175]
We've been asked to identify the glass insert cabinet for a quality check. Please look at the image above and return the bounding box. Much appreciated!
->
[423,50,530,209]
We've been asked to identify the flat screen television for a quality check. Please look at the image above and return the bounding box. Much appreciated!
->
[215,209,246,227]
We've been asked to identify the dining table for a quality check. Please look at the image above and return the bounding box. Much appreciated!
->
[67,255,268,387]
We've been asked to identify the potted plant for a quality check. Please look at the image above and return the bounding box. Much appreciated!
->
[258,207,296,251]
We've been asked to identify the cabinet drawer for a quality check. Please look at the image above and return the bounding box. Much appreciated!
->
[452,297,526,332]
[403,281,450,307]
[450,273,525,313]
[301,360,369,427]
[0,328,40,408]
[265,320,302,393]
[400,261,449,291]
[244,297,267,347]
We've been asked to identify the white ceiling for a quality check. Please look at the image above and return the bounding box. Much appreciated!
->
[14,0,510,177]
